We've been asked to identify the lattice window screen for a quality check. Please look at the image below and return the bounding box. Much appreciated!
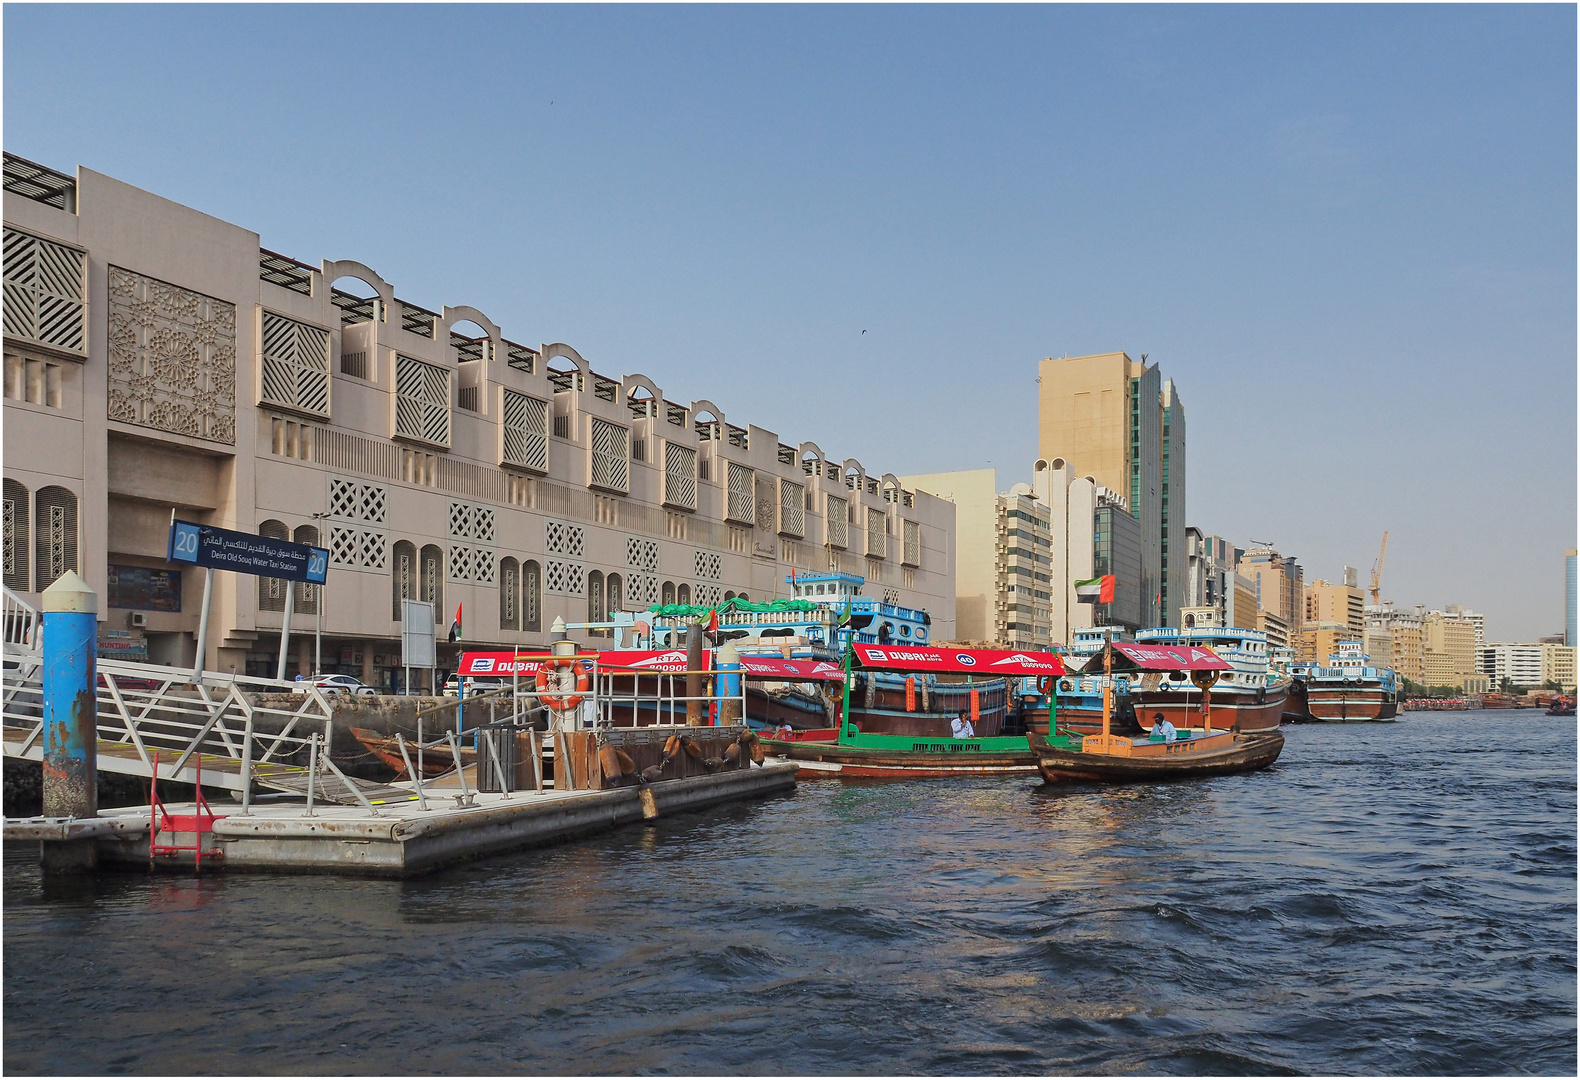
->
[663,441,697,509]
[2,230,86,353]
[448,545,495,584]
[546,560,585,596]
[867,507,887,558]
[727,462,755,524]
[330,526,387,570]
[546,521,585,557]
[695,584,723,608]
[394,354,450,446]
[328,477,387,522]
[590,418,629,492]
[502,390,549,472]
[779,480,805,538]
[827,495,848,549]
[260,311,331,417]
[257,520,290,611]
[755,476,776,533]
[626,537,659,572]
[3,479,28,593]
[32,487,77,593]
[694,551,722,580]
[903,520,922,567]
[625,573,659,607]
[448,502,496,542]
[500,559,520,629]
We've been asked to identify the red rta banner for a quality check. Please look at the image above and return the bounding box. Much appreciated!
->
[1102,643,1233,672]
[733,656,847,681]
[853,644,1066,676]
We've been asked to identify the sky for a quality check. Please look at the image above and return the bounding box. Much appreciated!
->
[5,5,1574,641]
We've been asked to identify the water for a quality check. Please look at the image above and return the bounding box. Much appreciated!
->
[4,713,1575,1075]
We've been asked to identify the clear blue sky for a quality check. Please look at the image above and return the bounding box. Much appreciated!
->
[6,5,1574,641]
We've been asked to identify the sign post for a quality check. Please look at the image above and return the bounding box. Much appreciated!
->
[169,520,328,683]
[401,600,436,695]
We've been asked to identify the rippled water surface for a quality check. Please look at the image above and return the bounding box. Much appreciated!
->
[5,714,1575,1075]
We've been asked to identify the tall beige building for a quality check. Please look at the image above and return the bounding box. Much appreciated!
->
[1423,612,1478,688]
[1236,547,1303,650]
[1366,602,1424,684]
[1305,573,1364,635]
[1036,352,1184,628]
[1,152,956,687]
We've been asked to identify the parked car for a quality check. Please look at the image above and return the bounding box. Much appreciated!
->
[97,672,166,692]
[440,676,513,697]
[291,673,378,696]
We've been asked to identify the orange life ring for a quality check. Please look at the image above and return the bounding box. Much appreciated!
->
[535,657,591,712]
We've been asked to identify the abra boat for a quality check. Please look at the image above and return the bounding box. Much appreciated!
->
[1302,641,1399,722]
[1031,626,1140,737]
[1127,626,1289,732]
[762,643,1066,778]
[1029,641,1285,784]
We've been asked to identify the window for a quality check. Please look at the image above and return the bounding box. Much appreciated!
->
[903,520,921,567]
[420,545,444,621]
[827,495,848,549]
[588,570,606,633]
[392,540,417,621]
[502,389,549,473]
[500,557,520,630]
[3,479,29,592]
[293,524,320,615]
[260,312,331,418]
[677,583,691,605]
[523,560,542,632]
[779,479,804,537]
[590,418,629,492]
[866,507,887,558]
[394,354,450,446]
[662,580,676,606]
[257,520,290,612]
[2,229,86,354]
[608,573,624,614]
[664,441,698,510]
[726,462,755,523]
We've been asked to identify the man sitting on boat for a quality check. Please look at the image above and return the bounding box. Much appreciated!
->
[1149,713,1178,742]
[951,714,975,739]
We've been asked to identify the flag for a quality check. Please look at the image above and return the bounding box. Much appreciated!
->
[1075,576,1115,604]
[839,592,853,626]
[448,602,462,642]
[706,608,719,635]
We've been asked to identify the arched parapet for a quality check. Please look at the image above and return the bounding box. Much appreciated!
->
[841,459,865,491]
[689,399,724,426]
[541,343,590,375]
[623,374,663,419]
[798,442,824,480]
[321,260,393,306]
[441,305,502,346]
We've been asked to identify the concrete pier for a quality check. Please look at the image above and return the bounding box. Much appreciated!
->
[5,762,796,878]
[39,571,99,873]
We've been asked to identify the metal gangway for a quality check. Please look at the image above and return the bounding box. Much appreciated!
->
[3,587,418,813]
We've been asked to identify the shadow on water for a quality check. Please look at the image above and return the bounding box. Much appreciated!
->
[4,713,1575,1075]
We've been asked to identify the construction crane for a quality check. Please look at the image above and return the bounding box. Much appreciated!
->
[1369,531,1389,606]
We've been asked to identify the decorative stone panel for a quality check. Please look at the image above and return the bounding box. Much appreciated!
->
[107,266,236,443]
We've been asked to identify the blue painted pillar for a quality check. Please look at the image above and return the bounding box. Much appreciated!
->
[40,572,98,872]
[716,641,741,726]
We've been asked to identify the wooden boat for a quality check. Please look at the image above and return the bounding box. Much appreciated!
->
[762,644,1066,779]
[1546,695,1576,716]
[1031,727,1285,784]
[1031,640,1284,785]
[351,727,473,778]
[1302,642,1400,722]
[1128,627,1288,732]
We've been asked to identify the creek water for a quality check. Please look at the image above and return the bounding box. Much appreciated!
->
[4,713,1575,1075]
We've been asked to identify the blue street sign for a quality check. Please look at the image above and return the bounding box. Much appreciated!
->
[168,520,329,585]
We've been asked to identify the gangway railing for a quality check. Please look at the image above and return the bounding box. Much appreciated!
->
[3,586,38,651]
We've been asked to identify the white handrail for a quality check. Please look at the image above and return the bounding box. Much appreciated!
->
[2,586,38,651]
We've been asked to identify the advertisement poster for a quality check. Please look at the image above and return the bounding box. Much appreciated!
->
[106,564,182,611]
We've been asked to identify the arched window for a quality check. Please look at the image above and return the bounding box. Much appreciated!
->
[677,583,691,606]
[662,580,676,606]
[500,557,520,630]
[293,524,319,615]
[607,573,623,615]
[258,519,289,612]
[33,486,77,594]
[3,478,29,593]
[392,541,417,621]
[523,560,542,632]
[588,570,605,635]
[724,590,735,603]
[420,544,444,624]
[737,593,748,603]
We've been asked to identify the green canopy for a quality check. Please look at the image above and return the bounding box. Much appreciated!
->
[648,597,820,618]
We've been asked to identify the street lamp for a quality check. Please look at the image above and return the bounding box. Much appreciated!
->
[310,511,329,676]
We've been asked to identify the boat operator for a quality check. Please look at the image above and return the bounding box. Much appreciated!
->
[1149,713,1178,742]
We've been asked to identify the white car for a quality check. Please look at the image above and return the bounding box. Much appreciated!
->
[292,673,378,696]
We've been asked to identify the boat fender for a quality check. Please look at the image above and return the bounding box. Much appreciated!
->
[865,673,876,710]
[921,677,931,712]
[906,676,917,712]
[970,687,980,725]
[536,657,590,712]
[1037,675,1055,697]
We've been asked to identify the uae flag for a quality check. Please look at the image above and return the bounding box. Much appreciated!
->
[1075,576,1115,604]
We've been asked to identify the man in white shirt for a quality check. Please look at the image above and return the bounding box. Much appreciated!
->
[950,715,975,738]
[1149,712,1177,742]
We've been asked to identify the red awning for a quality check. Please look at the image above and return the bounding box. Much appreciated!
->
[458,652,551,676]
[594,649,694,672]
[853,643,1065,676]
[734,656,847,681]
[1082,643,1232,673]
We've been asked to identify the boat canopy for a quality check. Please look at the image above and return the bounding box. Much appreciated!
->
[1080,642,1232,674]
[649,598,819,617]
[853,643,1065,676]
[735,656,846,681]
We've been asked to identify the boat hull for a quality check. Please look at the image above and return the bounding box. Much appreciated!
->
[1129,681,1290,733]
[745,679,1010,737]
[1304,680,1396,723]
[1031,729,1285,785]
[762,735,1038,778]
[1282,678,1311,723]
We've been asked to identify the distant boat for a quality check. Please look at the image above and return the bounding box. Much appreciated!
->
[1301,641,1399,722]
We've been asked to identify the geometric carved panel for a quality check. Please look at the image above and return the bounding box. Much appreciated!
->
[106,265,236,443]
